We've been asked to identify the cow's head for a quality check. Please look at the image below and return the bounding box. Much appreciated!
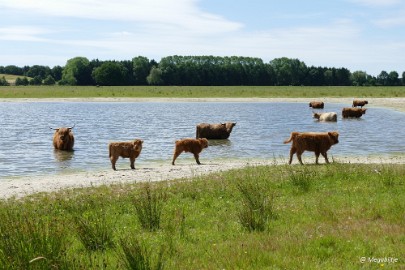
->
[51,125,74,142]
[313,112,321,119]
[224,122,236,133]
[328,131,339,145]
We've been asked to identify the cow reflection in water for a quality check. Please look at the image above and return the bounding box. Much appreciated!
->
[53,149,74,162]
[207,139,232,147]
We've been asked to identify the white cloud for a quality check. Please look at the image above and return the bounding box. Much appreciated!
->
[0,0,243,34]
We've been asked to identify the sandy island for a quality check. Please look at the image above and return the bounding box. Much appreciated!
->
[1,97,404,199]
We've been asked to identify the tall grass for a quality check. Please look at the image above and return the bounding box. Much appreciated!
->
[0,163,403,269]
[132,183,167,232]
[119,237,166,270]
[236,172,277,231]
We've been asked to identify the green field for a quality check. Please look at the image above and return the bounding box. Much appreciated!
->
[0,163,404,269]
[1,85,405,98]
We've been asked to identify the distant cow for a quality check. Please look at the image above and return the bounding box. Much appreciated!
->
[352,100,368,108]
[172,138,208,165]
[309,101,324,109]
[51,125,75,151]
[196,122,236,139]
[108,139,143,170]
[313,112,337,122]
[342,108,367,118]
[284,131,339,165]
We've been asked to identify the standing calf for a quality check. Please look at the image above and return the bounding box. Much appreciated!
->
[196,122,236,139]
[108,139,143,170]
[51,126,75,151]
[172,138,208,165]
[284,131,339,165]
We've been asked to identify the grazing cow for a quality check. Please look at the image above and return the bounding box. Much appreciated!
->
[51,125,75,151]
[284,131,339,165]
[309,101,324,109]
[196,122,236,139]
[108,139,143,171]
[313,112,337,122]
[172,138,208,165]
[342,108,367,118]
[352,100,368,108]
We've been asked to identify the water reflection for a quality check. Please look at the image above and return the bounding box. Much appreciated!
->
[53,149,74,162]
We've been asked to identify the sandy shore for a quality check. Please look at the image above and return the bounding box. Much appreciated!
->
[1,97,404,199]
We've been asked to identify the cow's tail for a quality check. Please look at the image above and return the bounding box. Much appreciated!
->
[108,143,112,158]
[284,132,299,144]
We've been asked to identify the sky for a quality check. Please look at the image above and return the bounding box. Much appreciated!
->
[1,0,405,76]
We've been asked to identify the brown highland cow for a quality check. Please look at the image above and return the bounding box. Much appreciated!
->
[172,138,208,165]
[108,139,143,171]
[284,131,339,165]
[51,126,75,151]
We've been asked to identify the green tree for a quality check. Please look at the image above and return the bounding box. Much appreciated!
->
[29,76,42,85]
[132,56,151,85]
[147,66,163,85]
[270,57,308,85]
[61,57,93,85]
[351,71,368,86]
[15,77,29,86]
[43,75,56,85]
[92,61,126,86]
[0,76,10,86]
[387,71,399,86]
[377,71,389,86]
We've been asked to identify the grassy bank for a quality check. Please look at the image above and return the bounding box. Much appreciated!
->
[0,163,403,269]
[1,85,405,98]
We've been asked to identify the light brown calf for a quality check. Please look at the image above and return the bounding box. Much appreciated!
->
[352,100,368,108]
[172,138,208,165]
[342,107,367,118]
[284,131,339,165]
[309,101,324,109]
[51,126,75,151]
[108,139,143,170]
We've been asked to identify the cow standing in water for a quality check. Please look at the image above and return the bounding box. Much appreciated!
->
[196,122,236,139]
[51,125,75,151]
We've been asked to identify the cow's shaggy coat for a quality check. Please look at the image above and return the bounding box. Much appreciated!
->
[352,100,368,108]
[284,131,339,165]
[309,101,324,109]
[52,127,75,151]
[172,138,208,165]
[108,139,143,170]
[313,112,338,122]
[196,122,236,139]
[342,108,367,118]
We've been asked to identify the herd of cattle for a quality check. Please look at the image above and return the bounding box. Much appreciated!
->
[51,99,368,169]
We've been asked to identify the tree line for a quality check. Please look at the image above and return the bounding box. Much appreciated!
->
[1,55,404,86]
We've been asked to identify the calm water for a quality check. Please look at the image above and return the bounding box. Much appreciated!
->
[1,102,404,178]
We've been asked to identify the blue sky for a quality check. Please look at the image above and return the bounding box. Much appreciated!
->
[1,0,404,76]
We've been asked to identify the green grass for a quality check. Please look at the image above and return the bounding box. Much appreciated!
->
[0,163,404,269]
[1,85,405,98]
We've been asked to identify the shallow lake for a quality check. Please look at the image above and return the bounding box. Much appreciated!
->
[0,102,404,178]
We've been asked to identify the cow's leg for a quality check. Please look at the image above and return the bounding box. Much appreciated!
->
[110,156,118,171]
[296,150,304,165]
[288,147,296,165]
[321,152,330,163]
[193,152,201,165]
[130,157,135,169]
[172,150,181,165]
[315,151,320,164]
